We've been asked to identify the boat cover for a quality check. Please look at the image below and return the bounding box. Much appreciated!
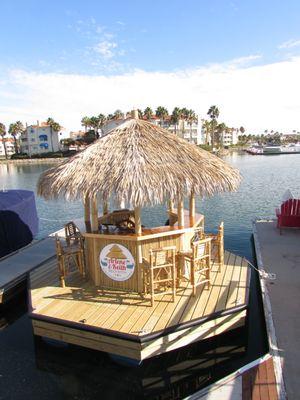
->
[0,190,39,257]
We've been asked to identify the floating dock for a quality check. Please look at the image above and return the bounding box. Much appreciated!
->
[253,219,300,399]
[0,237,56,304]
[28,248,250,361]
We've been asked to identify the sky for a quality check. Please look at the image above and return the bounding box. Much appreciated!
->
[1,0,300,134]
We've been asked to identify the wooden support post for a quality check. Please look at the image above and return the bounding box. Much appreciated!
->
[178,198,184,229]
[178,197,185,276]
[134,206,143,293]
[134,206,142,236]
[189,192,195,227]
[91,197,98,233]
[84,195,91,233]
[103,201,108,215]
[168,199,175,226]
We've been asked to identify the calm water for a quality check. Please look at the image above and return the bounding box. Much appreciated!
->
[1,153,300,399]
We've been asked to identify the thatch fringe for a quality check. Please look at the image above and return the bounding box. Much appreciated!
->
[37,119,241,206]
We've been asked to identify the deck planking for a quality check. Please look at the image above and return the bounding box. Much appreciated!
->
[29,249,250,338]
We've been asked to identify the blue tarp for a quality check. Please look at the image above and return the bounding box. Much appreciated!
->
[0,190,39,257]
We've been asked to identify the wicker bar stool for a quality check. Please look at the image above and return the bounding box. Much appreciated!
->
[55,233,85,288]
[143,246,176,306]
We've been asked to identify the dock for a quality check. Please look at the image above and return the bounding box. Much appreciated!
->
[29,248,250,361]
[187,355,278,400]
[0,237,56,304]
[253,219,300,399]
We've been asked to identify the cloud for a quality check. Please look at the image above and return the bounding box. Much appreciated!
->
[1,56,300,135]
[278,39,300,49]
[93,40,118,59]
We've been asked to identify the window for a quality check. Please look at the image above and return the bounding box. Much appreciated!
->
[39,143,49,149]
[31,138,35,142]
[39,134,48,141]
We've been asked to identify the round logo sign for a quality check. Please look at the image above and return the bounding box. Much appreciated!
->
[99,244,135,281]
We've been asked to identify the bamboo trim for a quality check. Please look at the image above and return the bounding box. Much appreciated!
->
[84,194,91,233]
[103,201,108,215]
[178,199,184,229]
[189,192,195,226]
[134,206,142,236]
[91,197,98,233]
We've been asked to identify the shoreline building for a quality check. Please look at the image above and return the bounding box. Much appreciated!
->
[101,115,203,145]
[149,116,202,145]
[20,122,60,156]
[221,128,239,146]
[0,137,15,158]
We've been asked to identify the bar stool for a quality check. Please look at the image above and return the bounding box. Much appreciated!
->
[205,222,224,271]
[65,221,83,246]
[143,246,176,306]
[179,237,212,296]
[55,234,85,288]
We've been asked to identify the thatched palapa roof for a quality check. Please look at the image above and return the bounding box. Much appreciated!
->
[37,118,241,206]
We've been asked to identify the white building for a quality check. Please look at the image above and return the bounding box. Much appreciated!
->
[101,114,202,145]
[149,116,202,145]
[69,130,86,140]
[0,138,15,158]
[20,122,60,155]
[221,129,239,146]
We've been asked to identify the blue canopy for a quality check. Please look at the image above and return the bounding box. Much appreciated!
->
[0,190,39,257]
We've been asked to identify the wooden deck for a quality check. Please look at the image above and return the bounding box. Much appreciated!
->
[242,357,278,400]
[29,248,250,360]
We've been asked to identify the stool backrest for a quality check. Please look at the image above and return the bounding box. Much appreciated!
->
[192,238,211,261]
[150,246,176,267]
[65,221,81,245]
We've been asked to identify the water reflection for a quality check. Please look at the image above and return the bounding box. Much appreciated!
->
[33,327,247,400]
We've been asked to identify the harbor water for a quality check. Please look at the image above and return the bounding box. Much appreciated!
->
[1,153,300,399]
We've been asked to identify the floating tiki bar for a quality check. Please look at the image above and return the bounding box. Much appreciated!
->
[30,112,250,361]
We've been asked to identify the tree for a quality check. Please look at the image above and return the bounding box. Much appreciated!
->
[137,109,143,119]
[202,119,212,145]
[239,126,245,134]
[216,122,227,147]
[47,118,62,152]
[155,106,169,127]
[171,107,181,134]
[97,114,106,137]
[186,109,197,136]
[207,105,220,149]
[8,121,24,154]
[143,107,153,120]
[114,109,123,119]
[81,116,91,133]
[89,116,102,139]
[0,122,7,159]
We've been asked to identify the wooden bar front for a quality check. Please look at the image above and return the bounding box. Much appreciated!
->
[83,211,204,293]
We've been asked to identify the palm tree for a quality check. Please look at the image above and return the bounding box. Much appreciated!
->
[47,118,62,152]
[216,122,227,147]
[207,105,220,149]
[155,106,168,127]
[202,119,212,145]
[187,109,196,136]
[137,109,143,119]
[9,121,24,154]
[81,116,91,133]
[89,116,100,138]
[143,107,153,120]
[98,114,106,138]
[0,122,7,159]
[171,107,181,134]
[114,110,123,119]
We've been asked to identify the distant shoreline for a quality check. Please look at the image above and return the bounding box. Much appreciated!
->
[0,158,67,164]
